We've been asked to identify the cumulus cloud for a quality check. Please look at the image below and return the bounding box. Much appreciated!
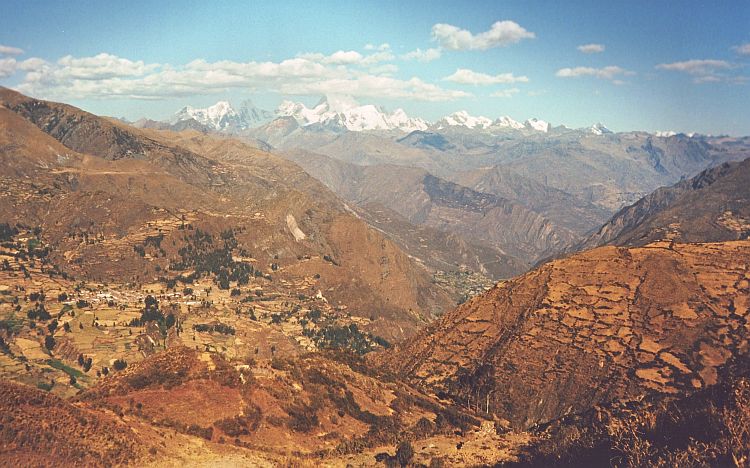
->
[556,65,634,82]
[0,45,24,56]
[431,20,535,51]
[733,43,750,55]
[655,59,737,83]
[299,49,393,67]
[10,52,466,103]
[0,58,16,78]
[577,43,605,54]
[56,53,159,79]
[490,88,520,98]
[444,68,528,85]
[400,47,441,62]
[280,75,472,102]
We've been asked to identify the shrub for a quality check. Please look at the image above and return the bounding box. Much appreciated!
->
[44,335,55,350]
[396,441,414,467]
[287,403,319,433]
[113,359,128,371]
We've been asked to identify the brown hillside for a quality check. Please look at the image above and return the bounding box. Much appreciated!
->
[581,156,750,250]
[0,87,452,340]
[380,240,750,429]
[0,380,144,466]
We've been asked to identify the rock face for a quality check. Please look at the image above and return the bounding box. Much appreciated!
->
[581,156,750,249]
[381,240,750,429]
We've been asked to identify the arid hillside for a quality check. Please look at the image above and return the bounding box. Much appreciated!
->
[581,156,750,249]
[0,87,453,340]
[380,240,750,429]
[281,149,571,277]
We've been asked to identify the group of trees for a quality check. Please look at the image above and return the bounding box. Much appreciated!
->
[168,228,257,290]
[302,323,390,355]
[128,295,176,334]
[192,322,235,335]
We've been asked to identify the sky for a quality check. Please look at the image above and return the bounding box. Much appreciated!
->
[1,0,749,134]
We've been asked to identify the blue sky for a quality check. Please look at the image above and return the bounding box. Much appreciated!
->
[1,0,749,134]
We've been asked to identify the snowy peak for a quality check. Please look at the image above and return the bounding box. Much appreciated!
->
[276,95,428,132]
[389,108,430,133]
[524,118,550,133]
[173,100,273,131]
[492,115,525,130]
[588,122,612,135]
[436,111,493,130]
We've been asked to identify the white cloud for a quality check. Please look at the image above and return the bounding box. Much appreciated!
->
[577,43,605,54]
[18,57,47,71]
[444,68,528,85]
[56,53,158,79]
[490,88,520,98]
[367,63,399,75]
[733,43,750,55]
[0,45,24,56]
[299,49,393,67]
[11,52,466,103]
[655,59,736,83]
[431,20,535,51]
[0,58,16,78]
[280,75,472,102]
[400,47,442,62]
[324,50,364,65]
[364,43,390,51]
[656,59,732,75]
[361,50,395,66]
[556,65,634,81]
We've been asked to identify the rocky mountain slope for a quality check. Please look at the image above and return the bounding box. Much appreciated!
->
[0,87,453,340]
[282,149,576,275]
[379,240,750,429]
[581,154,750,249]
[254,115,749,273]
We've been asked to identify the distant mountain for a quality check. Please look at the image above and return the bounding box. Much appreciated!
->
[434,110,493,130]
[580,153,750,249]
[172,99,274,131]
[588,122,612,135]
[432,111,551,133]
[276,95,429,132]
[524,117,550,132]
[280,149,578,275]
[163,96,623,136]
[494,115,525,130]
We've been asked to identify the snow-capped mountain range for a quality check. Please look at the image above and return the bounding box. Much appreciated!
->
[276,95,429,132]
[167,96,627,136]
[172,99,274,131]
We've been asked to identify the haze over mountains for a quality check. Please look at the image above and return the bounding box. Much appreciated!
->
[141,96,750,280]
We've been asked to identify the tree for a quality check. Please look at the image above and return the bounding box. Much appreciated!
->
[113,359,127,371]
[44,335,55,350]
[396,441,414,467]
[165,313,176,329]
